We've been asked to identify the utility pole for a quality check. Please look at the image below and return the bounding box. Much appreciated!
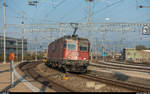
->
[31,30,33,60]
[102,30,105,62]
[87,0,93,63]
[120,25,123,54]
[39,37,42,52]
[16,39,18,62]
[50,31,52,44]
[58,23,62,38]
[96,38,99,60]
[35,36,38,61]
[3,0,6,64]
[112,44,114,59]
[133,29,136,61]
[87,0,92,33]
[21,11,24,62]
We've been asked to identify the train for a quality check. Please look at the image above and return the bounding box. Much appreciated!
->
[45,35,90,73]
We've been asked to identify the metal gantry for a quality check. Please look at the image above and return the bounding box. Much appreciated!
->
[1,22,150,62]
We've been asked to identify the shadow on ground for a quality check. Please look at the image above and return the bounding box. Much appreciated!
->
[1,75,27,92]
[113,72,129,81]
[40,81,50,92]
[0,69,10,74]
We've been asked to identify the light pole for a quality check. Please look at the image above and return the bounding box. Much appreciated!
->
[3,0,6,64]
[86,0,93,63]
[133,29,136,61]
[35,36,38,61]
[102,30,105,62]
[120,25,123,56]
[21,12,24,62]
[58,23,62,38]
[30,31,33,60]
[16,39,18,62]
[95,38,98,60]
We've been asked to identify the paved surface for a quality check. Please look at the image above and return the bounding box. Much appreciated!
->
[0,62,55,92]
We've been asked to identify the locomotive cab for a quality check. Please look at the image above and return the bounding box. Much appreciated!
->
[62,37,90,72]
[64,40,78,60]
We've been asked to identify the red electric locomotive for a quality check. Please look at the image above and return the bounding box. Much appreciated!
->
[46,35,90,73]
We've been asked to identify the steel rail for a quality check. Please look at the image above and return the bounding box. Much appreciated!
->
[19,60,150,92]
[79,72,150,92]
[19,61,74,92]
[90,62,150,73]
[104,60,150,67]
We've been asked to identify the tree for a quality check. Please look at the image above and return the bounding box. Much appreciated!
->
[136,45,147,50]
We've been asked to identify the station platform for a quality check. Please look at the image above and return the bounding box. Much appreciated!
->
[0,62,55,92]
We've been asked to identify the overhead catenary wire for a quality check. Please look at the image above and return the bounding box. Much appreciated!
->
[44,0,67,19]
[58,1,82,22]
[93,0,124,15]
[35,0,67,23]
[6,4,20,17]
[4,0,36,25]
[77,0,124,22]
[12,0,38,24]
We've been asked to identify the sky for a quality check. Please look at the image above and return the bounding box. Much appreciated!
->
[0,0,150,25]
[0,0,150,51]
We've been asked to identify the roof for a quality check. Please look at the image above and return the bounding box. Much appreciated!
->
[124,48,135,50]
[124,48,150,53]
[0,36,27,41]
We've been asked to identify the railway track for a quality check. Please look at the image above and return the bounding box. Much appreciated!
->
[106,60,150,67]
[19,61,74,92]
[18,61,150,92]
[90,61,150,73]
[79,71,150,92]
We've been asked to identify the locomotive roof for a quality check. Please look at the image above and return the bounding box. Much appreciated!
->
[63,35,89,41]
[49,35,89,46]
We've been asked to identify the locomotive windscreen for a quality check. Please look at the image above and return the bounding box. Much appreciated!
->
[67,42,76,51]
[79,41,88,52]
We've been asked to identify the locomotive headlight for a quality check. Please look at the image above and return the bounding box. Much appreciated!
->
[83,58,86,60]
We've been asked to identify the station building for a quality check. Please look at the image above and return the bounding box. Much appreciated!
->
[122,48,150,63]
[0,36,27,55]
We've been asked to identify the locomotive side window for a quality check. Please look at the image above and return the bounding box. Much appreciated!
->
[67,42,76,51]
[79,42,88,52]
